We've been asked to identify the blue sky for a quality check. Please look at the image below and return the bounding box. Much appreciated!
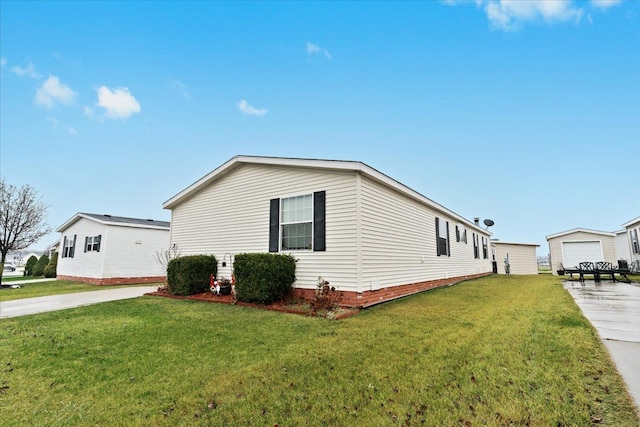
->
[1,0,638,255]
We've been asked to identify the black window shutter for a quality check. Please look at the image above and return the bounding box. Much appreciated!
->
[71,235,77,258]
[63,236,68,258]
[313,191,326,252]
[269,198,280,253]
[435,217,441,256]
[446,221,450,257]
[84,237,88,252]
[96,235,102,252]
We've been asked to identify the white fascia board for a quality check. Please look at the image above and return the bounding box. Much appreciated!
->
[545,228,616,240]
[621,216,640,228]
[163,155,490,235]
[491,241,540,247]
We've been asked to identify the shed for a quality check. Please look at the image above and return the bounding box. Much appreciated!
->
[163,155,493,307]
[491,241,540,275]
[56,213,170,285]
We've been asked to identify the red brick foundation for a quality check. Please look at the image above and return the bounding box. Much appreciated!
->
[292,272,492,308]
[56,275,165,286]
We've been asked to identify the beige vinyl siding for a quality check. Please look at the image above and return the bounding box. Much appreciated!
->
[358,175,491,289]
[492,243,538,275]
[170,163,359,291]
[548,231,617,274]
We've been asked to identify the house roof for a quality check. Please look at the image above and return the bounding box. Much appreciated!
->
[622,216,640,228]
[545,228,616,241]
[162,155,491,234]
[490,240,540,247]
[56,213,170,233]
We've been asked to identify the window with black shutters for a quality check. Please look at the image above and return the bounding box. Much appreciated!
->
[436,217,450,257]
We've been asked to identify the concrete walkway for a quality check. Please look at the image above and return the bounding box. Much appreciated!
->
[564,280,640,411]
[0,286,157,319]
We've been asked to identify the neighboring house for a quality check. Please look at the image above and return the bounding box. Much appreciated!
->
[163,155,493,307]
[56,213,170,285]
[546,228,618,274]
[614,230,631,265]
[622,216,640,266]
[491,241,539,275]
[47,240,60,258]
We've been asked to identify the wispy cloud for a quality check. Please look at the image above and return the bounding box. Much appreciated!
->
[35,75,75,108]
[171,79,190,98]
[444,0,596,31]
[0,57,6,68]
[94,86,141,120]
[237,99,268,116]
[12,61,42,79]
[306,42,332,60]
[67,126,78,135]
[591,0,622,9]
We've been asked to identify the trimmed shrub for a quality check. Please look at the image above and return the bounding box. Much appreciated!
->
[167,255,217,296]
[234,253,296,304]
[32,254,49,277]
[25,255,38,276]
[44,252,58,278]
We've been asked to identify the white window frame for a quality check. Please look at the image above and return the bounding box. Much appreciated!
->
[280,193,313,251]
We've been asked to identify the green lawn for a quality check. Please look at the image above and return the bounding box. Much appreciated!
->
[0,275,637,426]
[0,280,159,302]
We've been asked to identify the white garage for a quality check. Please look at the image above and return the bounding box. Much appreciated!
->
[561,241,603,268]
[546,228,617,275]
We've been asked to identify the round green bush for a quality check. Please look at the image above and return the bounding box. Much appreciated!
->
[44,252,58,278]
[167,255,217,296]
[234,253,296,304]
[32,254,49,277]
[24,255,38,276]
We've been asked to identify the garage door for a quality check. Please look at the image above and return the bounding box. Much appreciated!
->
[562,241,603,268]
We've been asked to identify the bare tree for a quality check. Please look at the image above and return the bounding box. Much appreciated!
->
[0,178,51,284]
[152,244,182,286]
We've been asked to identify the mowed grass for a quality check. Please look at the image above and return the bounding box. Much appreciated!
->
[0,275,637,426]
[0,280,157,302]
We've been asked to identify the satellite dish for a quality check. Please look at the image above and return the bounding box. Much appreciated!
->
[483,219,495,227]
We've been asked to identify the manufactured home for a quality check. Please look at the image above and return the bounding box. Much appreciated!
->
[56,213,170,285]
[163,156,493,307]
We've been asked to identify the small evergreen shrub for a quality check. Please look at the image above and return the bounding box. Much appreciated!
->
[234,253,296,304]
[32,254,49,277]
[25,255,38,276]
[44,252,58,278]
[167,255,217,296]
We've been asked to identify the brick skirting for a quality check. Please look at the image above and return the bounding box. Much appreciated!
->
[291,272,492,308]
[57,275,165,286]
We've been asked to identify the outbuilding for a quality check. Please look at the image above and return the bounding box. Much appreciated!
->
[163,155,493,307]
[546,228,618,275]
[490,241,539,275]
[56,213,170,285]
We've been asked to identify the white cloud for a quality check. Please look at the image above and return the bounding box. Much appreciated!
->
[484,0,583,30]
[591,0,622,9]
[237,99,268,116]
[95,86,141,119]
[306,42,332,60]
[35,76,76,108]
[0,57,6,68]
[11,61,42,79]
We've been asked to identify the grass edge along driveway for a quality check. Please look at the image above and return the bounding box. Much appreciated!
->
[0,275,638,426]
[0,280,160,302]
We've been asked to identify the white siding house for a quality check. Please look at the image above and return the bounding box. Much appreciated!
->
[491,241,539,275]
[622,216,640,267]
[56,213,170,285]
[163,156,493,307]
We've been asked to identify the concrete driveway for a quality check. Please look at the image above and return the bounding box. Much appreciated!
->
[564,280,640,410]
[0,286,157,319]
